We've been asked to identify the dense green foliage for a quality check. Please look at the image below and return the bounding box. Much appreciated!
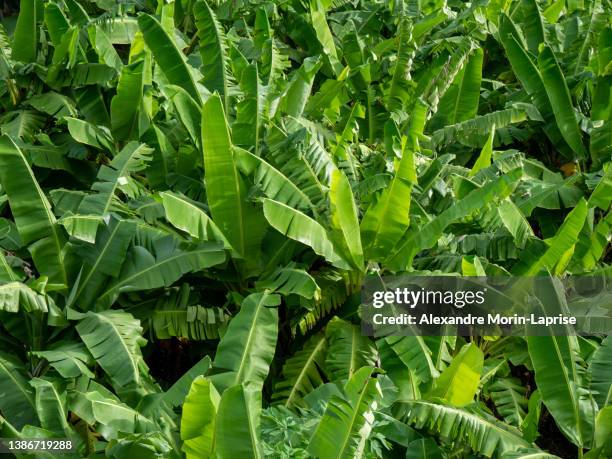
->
[0,0,610,457]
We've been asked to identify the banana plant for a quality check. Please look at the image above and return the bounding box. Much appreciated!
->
[0,0,609,457]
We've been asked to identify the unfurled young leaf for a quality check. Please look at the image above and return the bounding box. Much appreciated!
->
[202,94,267,266]
[428,343,484,407]
[181,376,219,459]
[111,61,145,141]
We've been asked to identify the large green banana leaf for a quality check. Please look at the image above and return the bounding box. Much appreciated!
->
[527,277,596,449]
[361,143,416,261]
[30,377,70,433]
[89,25,123,73]
[43,3,69,47]
[263,198,350,269]
[78,141,153,216]
[69,388,157,436]
[272,333,326,408]
[30,342,95,379]
[181,375,219,459]
[378,336,439,387]
[96,241,225,308]
[0,282,50,313]
[399,400,533,457]
[0,352,37,429]
[538,46,587,159]
[215,383,263,459]
[235,147,315,212]
[138,14,200,102]
[574,211,612,270]
[233,64,264,153]
[517,198,587,275]
[194,0,232,111]
[110,60,144,141]
[308,367,380,459]
[160,191,233,251]
[527,334,596,448]
[0,250,19,282]
[65,117,114,151]
[58,214,104,244]
[210,292,279,394]
[329,169,364,270]
[325,317,377,382]
[498,14,576,158]
[161,84,202,148]
[0,135,67,285]
[386,168,522,270]
[76,310,148,387]
[164,356,211,408]
[487,377,528,426]
[11,0,39,63]
[201,94,267,265]
[255,265,320,299]
[432,47,483,128]
[428,343,484,407]
[71,218,136,309]
[386,19,415,113]
[516,0,546,55]
[308,0,342,76]
[279,57,322,118]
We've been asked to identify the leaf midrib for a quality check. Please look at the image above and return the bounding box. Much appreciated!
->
[284,336,326,407]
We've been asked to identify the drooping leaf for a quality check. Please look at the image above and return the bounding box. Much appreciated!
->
[0,135,67,285]
[76,310,148,387]
[263,199,350,269]
[398,400,533,457]
[30,342,95,379]
[96,241,225,308]
[0,282,50,313]
[160,191,233,250]
[78,142,153,216]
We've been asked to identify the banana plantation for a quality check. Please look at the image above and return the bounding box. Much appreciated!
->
[0,0,610,457]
